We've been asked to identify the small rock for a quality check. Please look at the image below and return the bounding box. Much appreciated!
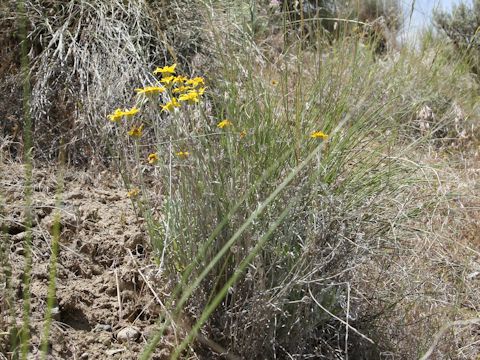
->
[116,326,140,342]
[51,306,61,321]
[12,231,27,243]
[80,352,89,359]
[105,348,124,356]
[467,271,479,279]
[94,323,112,332]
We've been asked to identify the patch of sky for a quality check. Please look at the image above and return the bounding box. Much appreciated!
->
[399,0,468,43]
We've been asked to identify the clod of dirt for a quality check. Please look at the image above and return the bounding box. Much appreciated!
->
[116,326,140,342]
[105,348,124,356]
[42,210,78,234]
[11,231,27,243]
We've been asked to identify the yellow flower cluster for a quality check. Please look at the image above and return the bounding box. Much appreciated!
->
[127,188,140,198]
[151,64,207,112]
[107,64,207,141]
[110,64,331,202]
[108,106,140,122]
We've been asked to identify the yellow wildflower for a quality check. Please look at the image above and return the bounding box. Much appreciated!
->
[239,130,247,138]
[176,151,190,158]
[196,87,206,96]
[107,108,124,122]
[173,75,188,84]
[178,91,200,104]
[128,124,144,138]
[127,188,140,198]
[147,153,159,165]
[160,76,176,86]
[161,98,181,112]
[123,106,140,117]
[186,76,205,87]
[217,119,232,129]
[172,85,193,94]
[135,86,166,95]
[271,79,278,86]
[310,131,329,140]
[108,107,139,121]
[153,63,177,76]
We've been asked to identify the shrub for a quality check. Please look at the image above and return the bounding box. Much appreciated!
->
[433,0,480,75]
[272,0,401,53]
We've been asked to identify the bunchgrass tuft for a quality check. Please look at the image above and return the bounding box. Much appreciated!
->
[107,3,442,357]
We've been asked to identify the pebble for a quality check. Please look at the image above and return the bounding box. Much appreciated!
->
[105,348,124,356]
[116,326,140,342]
[93,323,112,332]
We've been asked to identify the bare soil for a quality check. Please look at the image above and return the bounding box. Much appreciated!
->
[0,163,176,359]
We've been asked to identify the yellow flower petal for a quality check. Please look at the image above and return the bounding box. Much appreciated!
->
[160,76,176,86]
[178,91,200,104]
[173,75,188,83]
[108,107,139,121]
[161,98,181,112]
[123,106,140,117]
[107,108,124,122]
[310,131,328,140]
[147,153,159,165]
[217,119,232,129]
[135,86,166,94]
[172,85,193,94]
[153,63,177,76]
[185,76,205,87]
[128,124,144,138]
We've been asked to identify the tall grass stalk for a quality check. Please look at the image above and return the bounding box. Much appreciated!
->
[0,193,17,357]
[17,0,33,358]
[39,145,66,360]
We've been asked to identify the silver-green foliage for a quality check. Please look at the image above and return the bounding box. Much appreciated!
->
[433,0,480,74]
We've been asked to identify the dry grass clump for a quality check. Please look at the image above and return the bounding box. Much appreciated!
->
[0,2,24,159]
[352,147,480,358]
[180,8,480,358]
[96,5,480,356]
[0,0,207,165]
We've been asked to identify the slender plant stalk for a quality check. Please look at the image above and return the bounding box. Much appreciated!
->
[39,144,66,359]
[17,1,33,358]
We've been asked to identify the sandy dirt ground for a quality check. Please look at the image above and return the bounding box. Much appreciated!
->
[0,163,180,359]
